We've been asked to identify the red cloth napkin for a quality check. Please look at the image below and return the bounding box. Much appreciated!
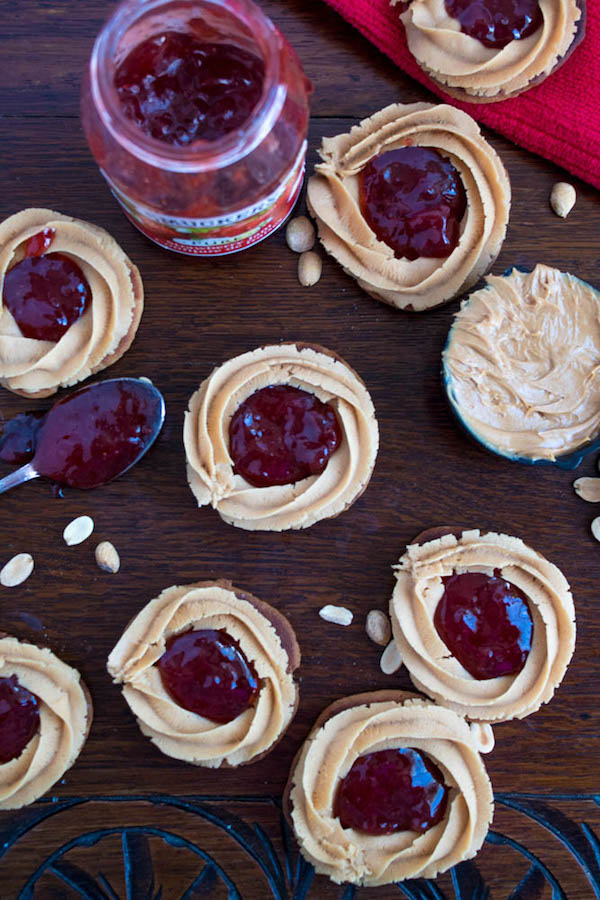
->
[322,0,600,189]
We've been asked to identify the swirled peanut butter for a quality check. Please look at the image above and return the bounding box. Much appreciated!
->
[0,636,91,809]
[307,103,510,311]
[390,530,575,721]
[398,0,582,100]
[107,581,300,767]
[287,691,493,885]
[184,343,379,531]
[444,265,600,460]
[0,208,143,397]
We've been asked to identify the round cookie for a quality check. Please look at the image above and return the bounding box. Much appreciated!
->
[184,342,379,530]
[0,634,92,809]
[285,690,493,885]
[0,208,143,397]
[107,580,300,767]
[390,528,576,722]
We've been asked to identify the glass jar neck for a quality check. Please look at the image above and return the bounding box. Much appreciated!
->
[90,0,286,173]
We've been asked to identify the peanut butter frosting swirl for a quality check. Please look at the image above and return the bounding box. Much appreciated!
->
[444,264,600,461]
[390,531,575,722]
[398,0,582,100]
[287,691,493,885]
[0,208,143,397]
[307,103,510,311]
[184,344,379,531]
[0,636,91,810]
[107,581,300,767]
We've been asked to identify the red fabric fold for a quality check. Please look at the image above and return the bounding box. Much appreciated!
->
[322,0,600,189]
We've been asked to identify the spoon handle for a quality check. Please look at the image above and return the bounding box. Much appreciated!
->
[0,462,39,494]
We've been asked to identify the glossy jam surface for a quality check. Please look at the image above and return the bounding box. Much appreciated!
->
[0,410,46,465]
[434,568,534,680]
[158,629,259,724]
[359,147,467,261]
[32,379,163,489]
[444,0,543,49]
[115,31,265,146]
[336,748,449,835]
[26,227,56,258]
[229,385,342,488]
[3,240,92,342]
[0,675,40,764]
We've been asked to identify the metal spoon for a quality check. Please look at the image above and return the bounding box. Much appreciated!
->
[0,377,165,495]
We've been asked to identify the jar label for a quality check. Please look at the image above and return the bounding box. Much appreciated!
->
[101,142,307,256]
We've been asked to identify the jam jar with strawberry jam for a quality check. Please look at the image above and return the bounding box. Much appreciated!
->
[82,0,311,255]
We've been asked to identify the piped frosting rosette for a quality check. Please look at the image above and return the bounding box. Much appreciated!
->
[307,103,510,311]
[107,581,300,767]
[0,208,143,397]
[183,343,379,531]
[286,690,493,885]
[397,0,583,101]
[0,636,92,810]
[390,530,576,722]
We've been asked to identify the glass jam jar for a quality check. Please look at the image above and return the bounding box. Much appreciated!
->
[81,0,311,256]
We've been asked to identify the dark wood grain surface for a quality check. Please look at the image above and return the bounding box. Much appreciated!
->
[1,1,600,897]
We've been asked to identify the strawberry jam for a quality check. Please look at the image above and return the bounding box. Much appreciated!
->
[0,410,46,465]
[229,385,342,488]
[336,748,449,835]
[157,629,259,724]
[3,229,91,343]
[359,147,466,261]
[444,0,543,49]
[434,569,534,680]
[0,675,40,764]
[115,32,265,146]
[31,379,163,489]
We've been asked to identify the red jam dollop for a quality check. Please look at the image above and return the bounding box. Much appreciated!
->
[157,629,259,724]
[434,568,534,680]
[229,384,342,488]
[359,146,467,261]
[0,674,40,764]
[0,410,46,466]
[114,32,266,146]
[336,748,449,835]
[30,379,163,489]
[444,0,543,49]
[3,238,92,342]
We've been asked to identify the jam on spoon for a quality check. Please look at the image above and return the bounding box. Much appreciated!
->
[158,629,260,724]
[0,378,165,493]
[359,146,467,261]
[336,748,449,835]
[444,0,543,50]
[0,410,46,466]
[229,384,342,488]
[434,569,534,680]
[0,674,40,764]
[115,32,266,146]
[3,228,92,343]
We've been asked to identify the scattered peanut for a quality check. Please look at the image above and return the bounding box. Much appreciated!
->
[591,517,600,543]
[380,639,403,675]
[365,609,392,646]
[573,477,600,502]
[95,541,120,574]
[138,376,153,385]
[550,182,576,218]
[319,604,353,626]
[0,553,34,588]
[63,515,94,546]
[298,251,322,287]
[286,216,315,253]
[469,722,495,754]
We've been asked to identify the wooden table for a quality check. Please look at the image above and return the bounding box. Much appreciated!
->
[1,1,600,897]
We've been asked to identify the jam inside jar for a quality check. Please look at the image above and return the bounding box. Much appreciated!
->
[82,0,311,256]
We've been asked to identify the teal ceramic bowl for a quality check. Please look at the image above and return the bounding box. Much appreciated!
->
[442,266,600,470]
